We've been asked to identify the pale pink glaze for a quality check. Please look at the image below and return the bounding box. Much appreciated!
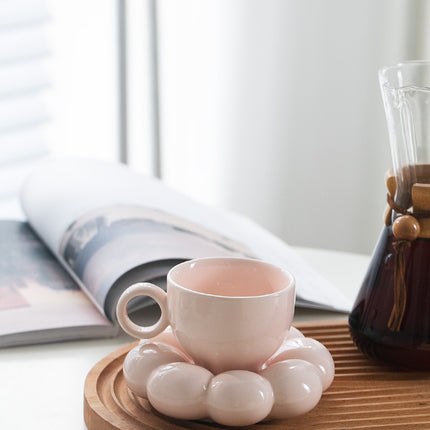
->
[169,258,295,373]
[206,370,274,426]
[122,326,335,427]
[169,258,291,297]
[147,362,213,420]
[264,337,335,390]
[123,341,186,398]
[287,326,305,339]
[260,359,323,419]
[117,258,336,426]
[117,257,295,374]
[148,327,194,362]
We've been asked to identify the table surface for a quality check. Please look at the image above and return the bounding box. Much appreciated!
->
[0,247,370,430]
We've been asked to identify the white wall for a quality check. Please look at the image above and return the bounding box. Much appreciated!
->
[156,0,418,254]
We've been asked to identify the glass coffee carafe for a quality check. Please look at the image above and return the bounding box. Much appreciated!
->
[349,61,430,369]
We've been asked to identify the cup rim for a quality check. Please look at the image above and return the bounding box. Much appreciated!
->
[167,257,295,299]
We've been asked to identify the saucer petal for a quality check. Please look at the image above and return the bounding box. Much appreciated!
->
[288,326,305,339]
[147,362,213,420]
[148,327,194,362]
[260,359,323,419]
[124,342,186,398]
[264,337,334,390]
[124,329,331,425]
[206,370,274,427]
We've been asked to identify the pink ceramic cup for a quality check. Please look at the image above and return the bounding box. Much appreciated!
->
[116,257,295,374]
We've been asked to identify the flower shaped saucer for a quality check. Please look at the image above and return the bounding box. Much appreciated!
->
[122,326,335,427]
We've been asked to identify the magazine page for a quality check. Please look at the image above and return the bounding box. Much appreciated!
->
[58,205,250,316]
[0,221,114,347]
[20,157,351,313]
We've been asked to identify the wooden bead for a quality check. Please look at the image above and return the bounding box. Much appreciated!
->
[392,215,420,241]
[385,169,396,198]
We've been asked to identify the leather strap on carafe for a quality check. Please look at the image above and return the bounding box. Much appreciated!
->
[388,239,410,332]
[386,194,420,332]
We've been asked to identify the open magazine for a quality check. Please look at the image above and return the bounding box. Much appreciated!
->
[0,158,351,347]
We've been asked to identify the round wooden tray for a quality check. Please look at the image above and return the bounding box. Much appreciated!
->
[84,321,430,429]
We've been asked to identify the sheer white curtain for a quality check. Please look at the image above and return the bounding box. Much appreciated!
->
[155,0,428,253]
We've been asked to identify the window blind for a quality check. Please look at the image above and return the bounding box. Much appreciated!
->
[0,0,51,204]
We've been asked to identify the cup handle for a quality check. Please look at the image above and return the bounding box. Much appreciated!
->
[116,282,169,339]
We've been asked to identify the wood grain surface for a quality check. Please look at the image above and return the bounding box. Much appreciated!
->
[84,320,430,429]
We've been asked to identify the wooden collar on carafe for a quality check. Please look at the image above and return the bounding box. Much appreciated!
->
[384,168,430,332]
[384,166,430,237]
